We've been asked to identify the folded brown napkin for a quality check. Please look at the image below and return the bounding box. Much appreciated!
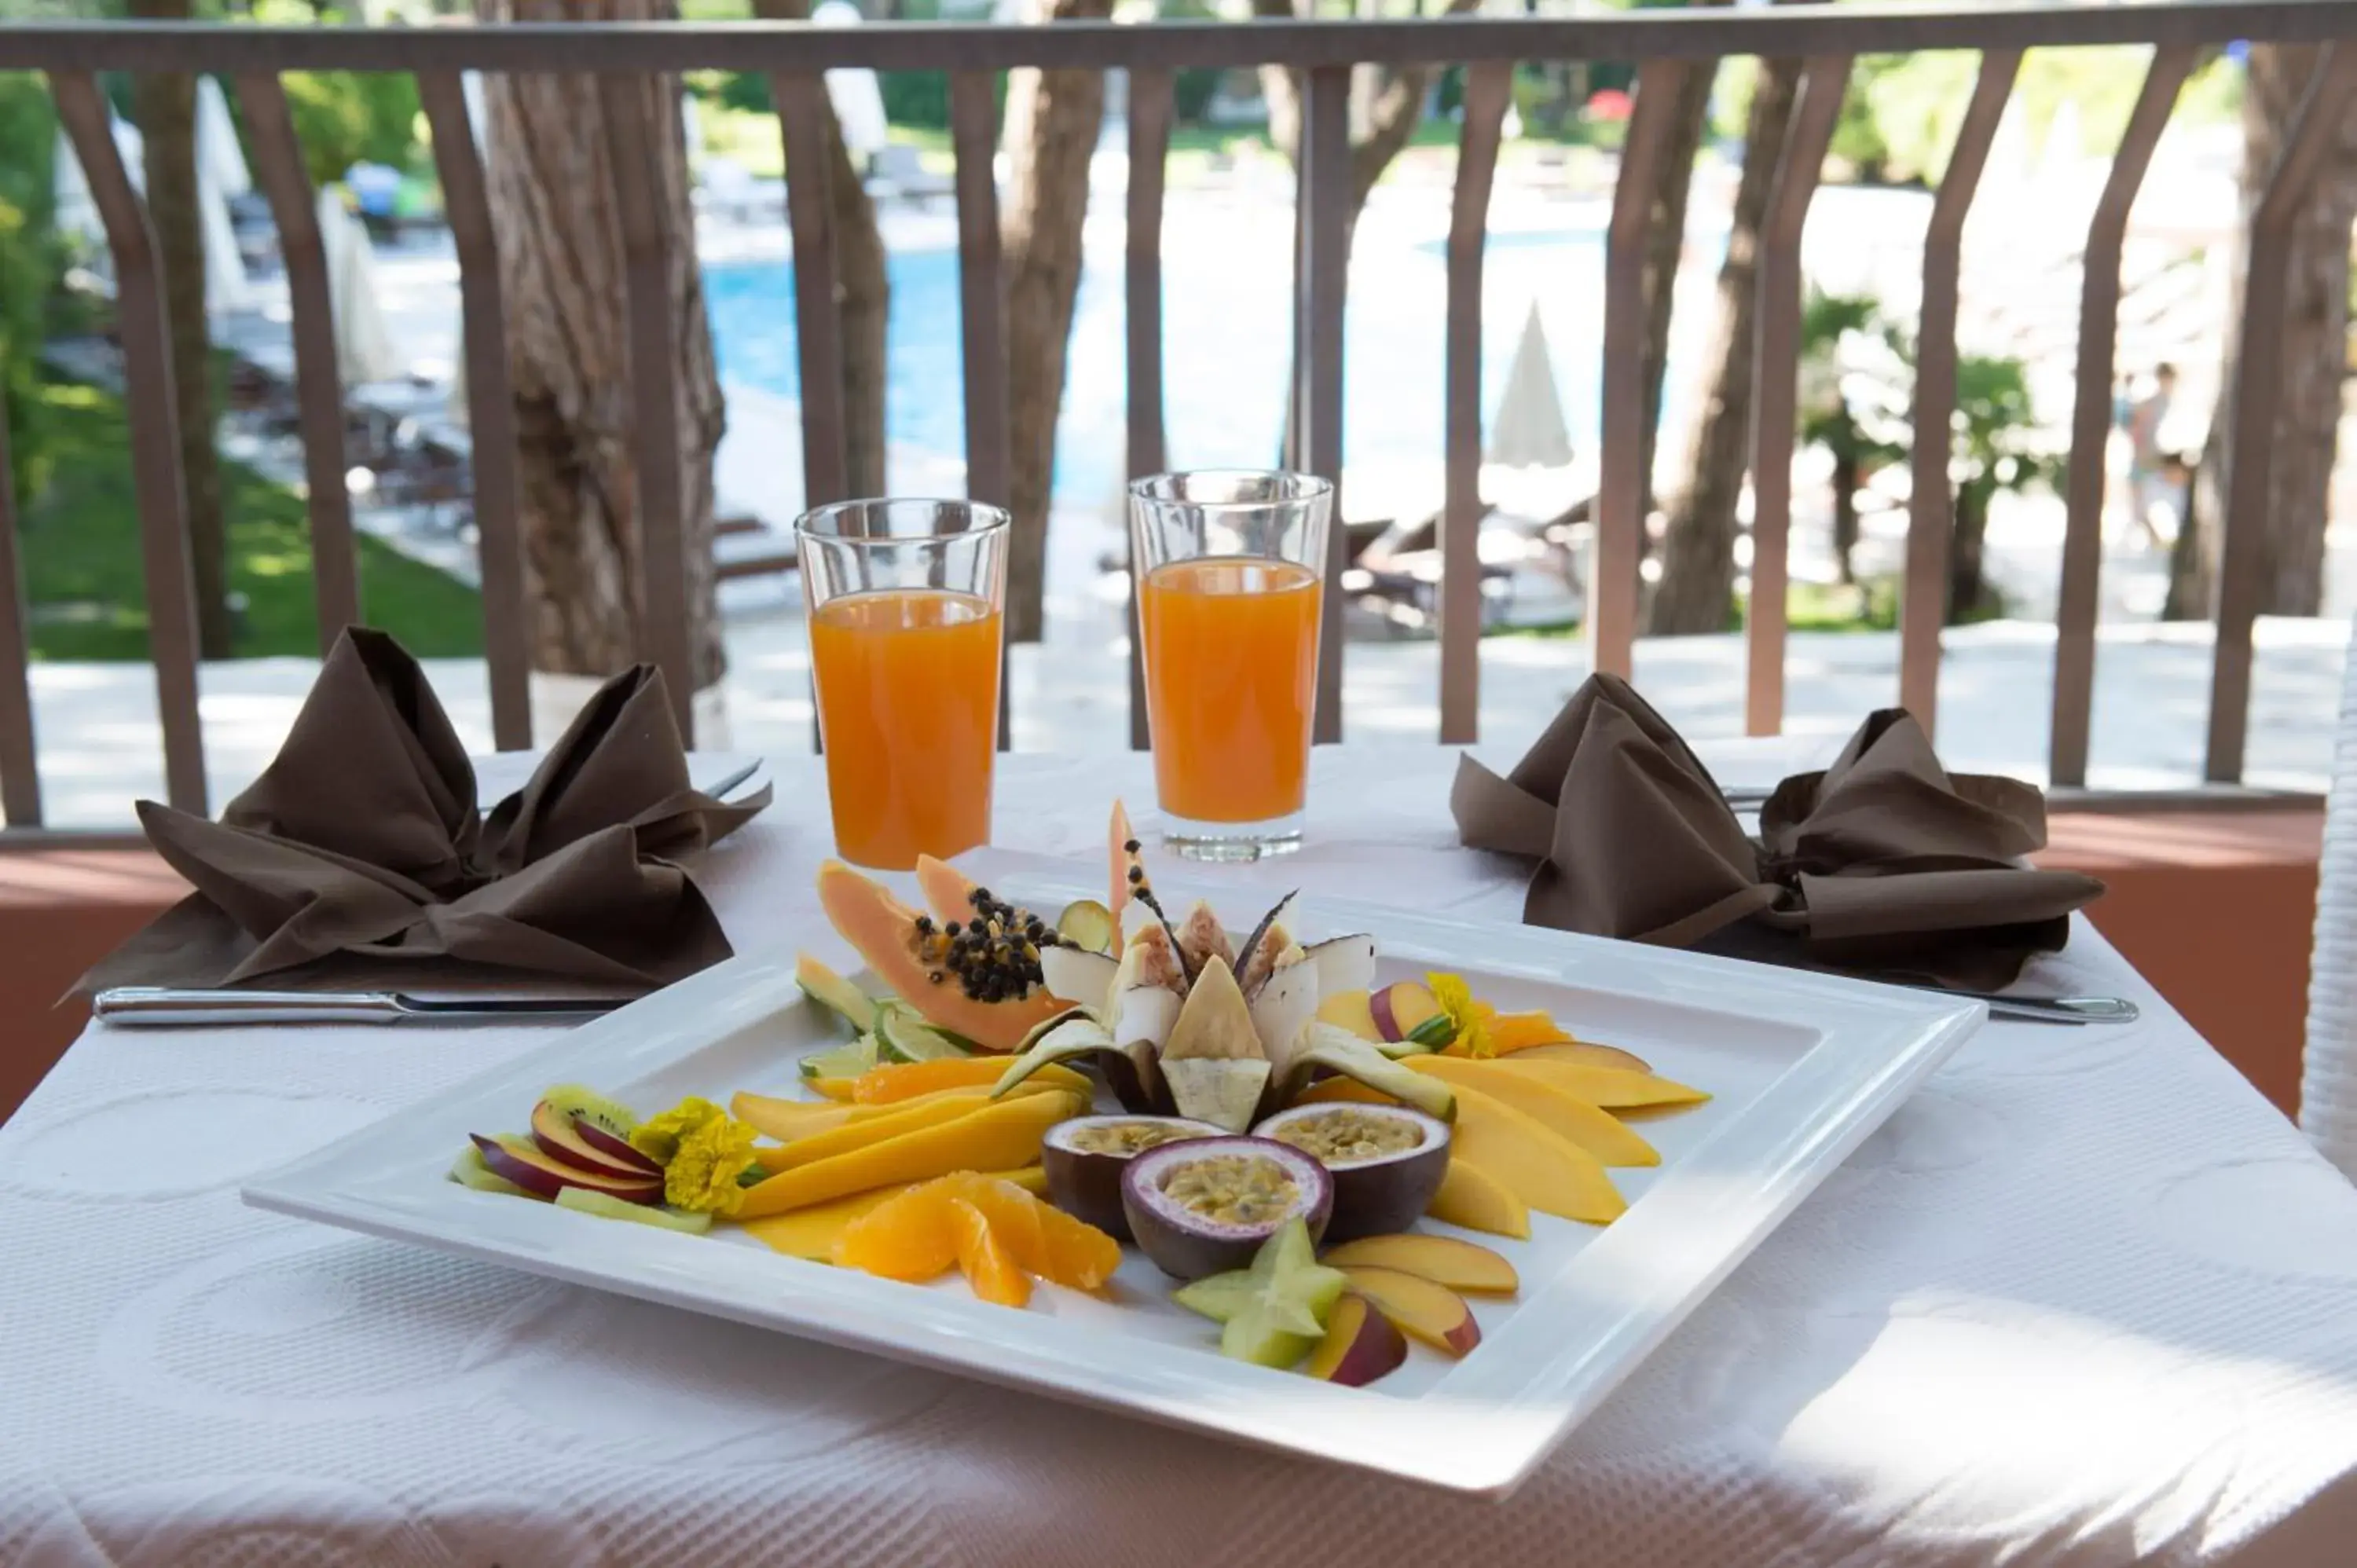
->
[80,628,771,995]
[1450,674,2103,990]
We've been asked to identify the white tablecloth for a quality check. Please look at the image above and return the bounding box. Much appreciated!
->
[5,748,2357,1568]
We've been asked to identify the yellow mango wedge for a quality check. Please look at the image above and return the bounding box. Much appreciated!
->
[737,1090,1085,1217]
[1299,1076,1624,1224]
[742,1167,1047,1260]
[731,1092,874,1141]
[739,1082,1070,1172]
[1488,1057,1709,1112]
[1406,1056,1659,1167]
[1426,1157,1529,1239]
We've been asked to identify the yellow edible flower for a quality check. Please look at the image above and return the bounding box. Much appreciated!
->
[631,1096,728,1165]
[662,1115,762,1217]
[1426,971,1492,1058]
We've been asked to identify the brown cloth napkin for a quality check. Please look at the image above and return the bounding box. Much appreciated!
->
[80,628,771,995]
[1450,674,2104,990]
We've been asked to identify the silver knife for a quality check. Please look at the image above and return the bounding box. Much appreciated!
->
[93,988,632,1027]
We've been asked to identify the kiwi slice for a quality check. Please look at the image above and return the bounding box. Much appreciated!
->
[537,1083,640,1143]
[1056,899,1118,956]
[554,1189,715,1233]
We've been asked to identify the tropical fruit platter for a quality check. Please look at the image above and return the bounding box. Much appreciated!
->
[451,802,1712,1390]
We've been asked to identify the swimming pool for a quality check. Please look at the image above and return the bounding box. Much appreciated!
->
[703,222,1713,504]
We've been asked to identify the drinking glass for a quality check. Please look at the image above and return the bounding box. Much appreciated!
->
[1128,470,1332,861]
[798,498,1008,870]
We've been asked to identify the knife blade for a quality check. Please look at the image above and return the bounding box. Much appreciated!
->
[92,988,632,1028]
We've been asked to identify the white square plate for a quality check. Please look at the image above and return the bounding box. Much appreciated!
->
[244,863,1984,1497]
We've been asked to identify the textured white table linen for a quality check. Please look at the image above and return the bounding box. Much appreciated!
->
[5,747,2357,1568]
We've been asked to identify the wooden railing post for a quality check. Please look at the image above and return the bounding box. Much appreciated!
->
[1439,60,1510,746]
[1899,48,2018,736]
[948,71,1013,750]
[50,71,207,815]
[1593,58,1690,686]
[1298,64,1351,745]
[420,71,533,752]
[2206,43,2357,783]
[598,73,698,746]
[773,72,849,513]
[1124,66,1174,753]
[1745,53,1850,738]
[236,72,363,655]
[2048,46,2194,786]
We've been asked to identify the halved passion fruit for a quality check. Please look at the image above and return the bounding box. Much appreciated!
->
[1042,1114,1222,1239]
[1251,1101,1452,1244]
[1121,1134,1333,1280]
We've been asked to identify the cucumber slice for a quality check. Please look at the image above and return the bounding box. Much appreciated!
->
[795,951,881,1036]
[875,1008,971,1064]
[554,1189,714,1233]
[801,1033,881,1081]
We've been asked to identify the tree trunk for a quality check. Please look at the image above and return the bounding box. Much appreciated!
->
[478,0,726,686]
[1831,441,1859,584]
[1637,42,1719,531]
[754,0,889,497]
[2172,43,2357,621]
[1000,0,1112,645]
[130,0,233,658]
[1949,476,1992,620]
[1647,55,1803,636]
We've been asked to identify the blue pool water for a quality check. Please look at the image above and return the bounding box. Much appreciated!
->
[704,225,1710,504]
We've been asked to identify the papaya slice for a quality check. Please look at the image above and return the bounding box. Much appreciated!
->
[816,860,1068,1052]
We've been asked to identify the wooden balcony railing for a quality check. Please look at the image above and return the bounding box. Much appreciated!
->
[2,3,2353,843]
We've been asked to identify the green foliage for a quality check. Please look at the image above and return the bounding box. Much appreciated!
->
[280,71,425,186]
[0,74,60,508]
[1952,353,2058,508]
[18,376,484,661]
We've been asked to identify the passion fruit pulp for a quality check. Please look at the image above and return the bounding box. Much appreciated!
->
[1250,1101,1452,1244]
[1040,1114,1222,1239]
[1120,1135,1332,1280]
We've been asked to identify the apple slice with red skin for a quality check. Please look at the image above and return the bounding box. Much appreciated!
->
[1302,1292,1408,1387]
[1319,1233,1519,1296]
[474,1134,665,1204]
[569,1113,662,1175]
[529,1101,660,1180]
[1336,1265,1481,1357]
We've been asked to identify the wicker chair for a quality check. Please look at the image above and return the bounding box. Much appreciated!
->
[2303,616,2357,1178]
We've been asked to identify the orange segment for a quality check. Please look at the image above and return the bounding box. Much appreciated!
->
[951,1172,1121,1291]
[832,1181,957,1281]
[948,1196,1031,1307]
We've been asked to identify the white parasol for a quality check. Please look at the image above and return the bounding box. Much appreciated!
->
[317,186,403,385]
[1486,301,1574,470]
[195,77,251,200]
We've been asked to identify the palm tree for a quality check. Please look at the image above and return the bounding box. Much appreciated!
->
[1795,288,1904,586]
[1945,353,2055,621]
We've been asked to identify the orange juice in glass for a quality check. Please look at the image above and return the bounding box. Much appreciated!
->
[1129,471,1332,860]
[798,500,1008,870]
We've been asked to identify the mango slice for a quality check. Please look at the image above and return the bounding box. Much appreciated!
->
[1406,1057,1659,1167]
[1490,1057,1708,1111]
[738,1090,1086,1217]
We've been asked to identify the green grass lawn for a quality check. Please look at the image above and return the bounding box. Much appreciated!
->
[16,377,484,662]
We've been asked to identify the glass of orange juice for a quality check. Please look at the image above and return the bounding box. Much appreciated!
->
[797,498,1008,870]
[1128,471,1332,860]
